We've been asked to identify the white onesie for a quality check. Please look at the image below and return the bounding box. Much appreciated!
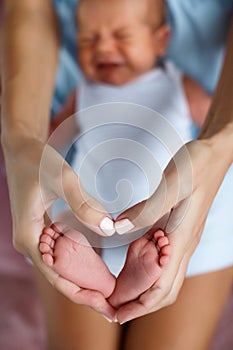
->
[72,62,233,277]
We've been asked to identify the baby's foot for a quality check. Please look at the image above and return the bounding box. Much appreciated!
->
[108,230,171,308]
[39,222,116,298]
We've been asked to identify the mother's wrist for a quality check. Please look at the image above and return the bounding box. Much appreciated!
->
[1,130,46,161]
[199,121,233,167]
[1,123,48,151]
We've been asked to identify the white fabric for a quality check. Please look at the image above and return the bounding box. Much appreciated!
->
[78,62,191,142]
[74,63,191,213]
[72,62,233,277]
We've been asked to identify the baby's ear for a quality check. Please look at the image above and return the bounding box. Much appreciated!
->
[155,25,171,56]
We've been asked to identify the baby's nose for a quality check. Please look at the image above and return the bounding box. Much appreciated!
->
[95,35,116,57]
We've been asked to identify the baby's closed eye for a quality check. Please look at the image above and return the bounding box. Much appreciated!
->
[78,34,96,46]
[114,30,133,41]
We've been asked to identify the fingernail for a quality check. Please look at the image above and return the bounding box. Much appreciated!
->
[99,217,115,236]
[113,315,119,323]
[115,219,135,235]
[103,315,113,323]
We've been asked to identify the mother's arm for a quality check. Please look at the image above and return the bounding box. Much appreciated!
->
[115,17,233,323]
[0,0,116,319]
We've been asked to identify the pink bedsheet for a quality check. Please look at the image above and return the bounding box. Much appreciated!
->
[0,142,46,350]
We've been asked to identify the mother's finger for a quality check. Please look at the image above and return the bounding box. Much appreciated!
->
[39,144,115,236]
[115,145,193,234]
[53,277,117,320]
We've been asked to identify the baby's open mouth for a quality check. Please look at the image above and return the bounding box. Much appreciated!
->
[97,62,123,70]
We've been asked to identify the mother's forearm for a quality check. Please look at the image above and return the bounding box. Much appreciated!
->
[0,0,59,149]
[199,17,233,164]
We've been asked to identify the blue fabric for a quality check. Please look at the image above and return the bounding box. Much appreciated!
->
[51,0,80,163]
[166,0,233,94]
[52,0,80,115]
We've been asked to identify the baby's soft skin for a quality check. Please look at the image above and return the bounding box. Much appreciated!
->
[39,224,171,305]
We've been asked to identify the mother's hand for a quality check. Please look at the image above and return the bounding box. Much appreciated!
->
[115,137,231,323]
[2,137,116,319]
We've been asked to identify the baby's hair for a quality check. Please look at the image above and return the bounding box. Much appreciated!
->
[77,0,166,28]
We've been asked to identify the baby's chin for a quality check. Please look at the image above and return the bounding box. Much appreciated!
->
[93,73,140,86]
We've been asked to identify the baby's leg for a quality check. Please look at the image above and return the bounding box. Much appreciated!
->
[39,222,116,298]
[108,230,171,308]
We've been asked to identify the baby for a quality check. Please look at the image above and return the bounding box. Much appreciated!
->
[39,0,210,308]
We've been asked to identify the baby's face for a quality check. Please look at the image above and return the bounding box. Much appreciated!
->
[77,0,167,85]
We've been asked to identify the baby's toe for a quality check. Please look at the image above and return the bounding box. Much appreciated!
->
[40,233,54,246]
[159,255,170,266]
[42,253,54,266]
[43,226,54,236]
[51,222,66,235]
[161,244,172,256]
[153,230,165,242]
[42,226,60,240]
[157,236,169,249]
[159,244,172,267]
[39,242,53,254]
